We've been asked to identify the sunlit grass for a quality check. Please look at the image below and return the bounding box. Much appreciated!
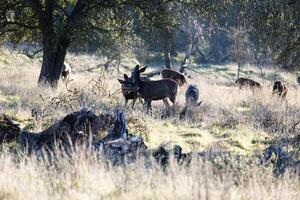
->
[0,48,299,199]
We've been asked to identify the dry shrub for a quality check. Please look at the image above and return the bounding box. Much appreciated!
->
[251,101,300,135]
[126,116,149,142]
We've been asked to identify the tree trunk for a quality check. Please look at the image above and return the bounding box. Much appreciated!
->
[38,34,69,87]
[164,46,172,69]
[179,39,193,73]
[237,61,241,78]
[164,33,172,69]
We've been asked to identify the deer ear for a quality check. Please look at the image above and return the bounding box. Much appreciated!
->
[124,74,130,81]
[135,64,140,69]
[197,101,203,107]
[139,67,147,73]
[118,79,125,84]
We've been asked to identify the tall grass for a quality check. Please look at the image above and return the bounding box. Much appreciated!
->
[0,147,299,200]
[0,49,300,199]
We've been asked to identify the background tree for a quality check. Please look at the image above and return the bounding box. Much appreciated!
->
[228,27,252,78]
[0,0,142,87]
[250,0,300,70]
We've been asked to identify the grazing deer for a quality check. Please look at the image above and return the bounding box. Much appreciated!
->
[131,65,178,113]
[61,62,71,81]
[273,81,288,99]
[180,85,202,119]
[118,73,150,108]
[235,77,262,89]
[161,68,187,86]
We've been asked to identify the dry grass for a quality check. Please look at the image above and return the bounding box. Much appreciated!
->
[0,148,299,200]
[0,48,300,199]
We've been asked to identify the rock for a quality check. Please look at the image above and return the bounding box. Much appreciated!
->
[152,144,192,166]
[153,145,170,166]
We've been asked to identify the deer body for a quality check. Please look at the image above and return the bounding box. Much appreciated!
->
[235,77,262,89]
[161,69,187,86]
[132,65,178,113]
[61,62,71,81]
[273,81,288,99]
[185,85,200,106]
[180,85,202,119]
[118,75,149,108]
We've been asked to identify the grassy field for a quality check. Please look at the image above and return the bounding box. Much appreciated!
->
[0,48,299,199]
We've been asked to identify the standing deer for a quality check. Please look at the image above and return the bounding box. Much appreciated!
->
[235,77,262,89]
[273,81,288,99]
[161,69,187,86]
[61,62,72,82]
[131,65,178,113]
[180,85,202,119]
[118,73,150,108]
[297,77,300,85]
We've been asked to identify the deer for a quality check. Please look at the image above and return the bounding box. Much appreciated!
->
[235,77,262,89]
[161,68,187,86]
[180,85,203,119]
[61,62,72,82]
[272,81,288,99]
[297,77,300,85]
[131,65,178,113]
[118,73,150,108]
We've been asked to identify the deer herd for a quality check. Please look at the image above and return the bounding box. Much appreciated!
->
[117,64,296,114]
[60,63,297,114]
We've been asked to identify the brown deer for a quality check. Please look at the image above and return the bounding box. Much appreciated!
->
[235,77,262,89]
[297,77,300,85]
[131,65,178,113]
[118,73,150,108]
[61,62,71,81]
[273,81,288,99]
[161,68,187,86]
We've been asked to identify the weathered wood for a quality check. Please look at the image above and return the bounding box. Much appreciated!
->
[0,114,21,143]
[19,109,114,153]
[1,109,147,165]
[260,144,300,176]
[94,109,147,165]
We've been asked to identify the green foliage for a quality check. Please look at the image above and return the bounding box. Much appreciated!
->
[0,0,298,72]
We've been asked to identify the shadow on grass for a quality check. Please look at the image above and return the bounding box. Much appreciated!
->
[180,133,202,138]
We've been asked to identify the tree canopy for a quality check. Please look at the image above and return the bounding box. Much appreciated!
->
[0,0,299,87]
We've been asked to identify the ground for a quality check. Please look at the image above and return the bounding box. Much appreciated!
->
[0,48,299,199]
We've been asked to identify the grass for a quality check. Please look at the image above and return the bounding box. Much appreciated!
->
[0,48,299,199]
[0,147,298,200]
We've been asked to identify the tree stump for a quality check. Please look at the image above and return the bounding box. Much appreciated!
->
[0,114,21,144]
[94,109,147,165]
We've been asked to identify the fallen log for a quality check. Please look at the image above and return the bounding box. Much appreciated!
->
[0,114,21,143]
[1,109,147,165]
[19,109,114,153]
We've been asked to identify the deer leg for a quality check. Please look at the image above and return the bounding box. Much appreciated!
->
[179,106,188,119]
[132,98,137,109]
[138,97,144,105]
[163,99,170,108]
[169,96,176,106]
[124,99,129,108]
[146,99,152,114]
